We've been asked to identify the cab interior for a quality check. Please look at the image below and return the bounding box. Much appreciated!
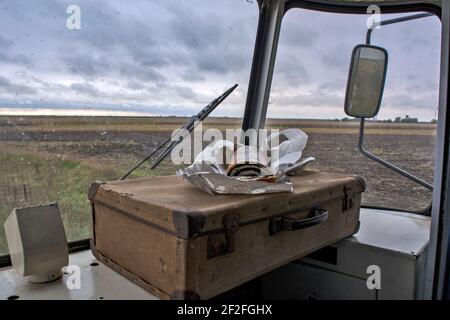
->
[0,0,449,300]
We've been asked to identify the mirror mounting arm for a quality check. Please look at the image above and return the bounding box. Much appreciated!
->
[366,13,434,45]
[358,117,433,191]
[358,12,435,191]
[366,28,373,45]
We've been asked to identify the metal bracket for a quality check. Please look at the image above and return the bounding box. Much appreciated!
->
[358,118,433,191]
[343,186,354,212]
[363,13,434,192]
[207,213,240,259]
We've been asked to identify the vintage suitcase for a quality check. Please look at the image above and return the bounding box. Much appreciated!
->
[88,170,365,300]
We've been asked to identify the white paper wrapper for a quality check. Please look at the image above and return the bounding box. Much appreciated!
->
[177,128,314,195]
[178,164,293,195]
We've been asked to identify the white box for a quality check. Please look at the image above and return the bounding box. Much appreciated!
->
[4,203,69,283]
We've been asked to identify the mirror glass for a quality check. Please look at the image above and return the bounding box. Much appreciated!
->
[345,45,388,118]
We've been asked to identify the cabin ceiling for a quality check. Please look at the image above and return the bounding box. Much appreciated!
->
[259,0,442,8]
[307,0,441,6]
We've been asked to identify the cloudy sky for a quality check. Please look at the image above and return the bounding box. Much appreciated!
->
[0,0,441,120]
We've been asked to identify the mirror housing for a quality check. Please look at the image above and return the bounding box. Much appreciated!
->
[344,44,388,118]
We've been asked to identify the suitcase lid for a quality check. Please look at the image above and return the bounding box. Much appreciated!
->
[89,170,365,239]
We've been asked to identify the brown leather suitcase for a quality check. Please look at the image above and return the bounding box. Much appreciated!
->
[88,170,365,300]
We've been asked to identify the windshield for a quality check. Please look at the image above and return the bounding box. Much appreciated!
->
[0,0,258,255]
[266,8,440,213]
[0,2,442,257]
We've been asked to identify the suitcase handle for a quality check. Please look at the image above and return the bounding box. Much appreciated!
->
[269,208,328,236]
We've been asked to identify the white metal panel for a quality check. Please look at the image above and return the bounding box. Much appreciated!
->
[262,262,377,300]
[262,209,431,300]
[0,209,433,300]
[306,209,430,299]
[350,209,430,256]
[0,250,158,300]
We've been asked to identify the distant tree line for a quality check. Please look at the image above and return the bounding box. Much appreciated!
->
[336,115,437,123]
[394,115,418,123]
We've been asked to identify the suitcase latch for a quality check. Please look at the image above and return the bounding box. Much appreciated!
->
[207,213,239,259]
[343,186,354,212]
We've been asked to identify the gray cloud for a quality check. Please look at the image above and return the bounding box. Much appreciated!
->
[179,69,206,82]
[271,90,343,108]
[173,86,198,100]
[321,48,351,71]
[0,1,442,120]
[126,79,146,91]
[281,22,318,48]
[0,76,37,95]
[0,35,31,65]
[63,55,110,79]
[70,82,102,97]
[384,93,438,110]
[0,35,13,49]
[194,50,229,74]
[318,80,345,91]
[119,63,166,83]
[275,58,310,84]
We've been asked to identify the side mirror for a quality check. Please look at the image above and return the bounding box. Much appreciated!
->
[344,44,388,118]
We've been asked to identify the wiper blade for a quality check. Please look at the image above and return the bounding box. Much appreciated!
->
[120,83,238,180]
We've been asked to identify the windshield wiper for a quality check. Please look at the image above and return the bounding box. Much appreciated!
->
[119,83,238,180]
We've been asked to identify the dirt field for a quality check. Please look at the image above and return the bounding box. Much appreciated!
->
[0,116,436,254]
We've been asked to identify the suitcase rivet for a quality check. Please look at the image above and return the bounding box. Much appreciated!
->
[214,237,227,254]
